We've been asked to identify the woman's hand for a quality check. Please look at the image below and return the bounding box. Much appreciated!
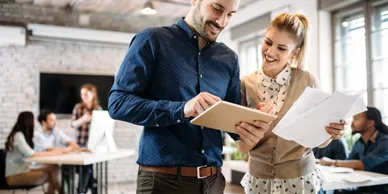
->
[326,120,346,139]
[81,113,92,123]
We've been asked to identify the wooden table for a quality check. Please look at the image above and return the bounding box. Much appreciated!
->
[27,149,135,194]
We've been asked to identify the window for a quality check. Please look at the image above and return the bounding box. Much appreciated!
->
[372,5,388,123]
[334,13,368,102]
[238,37,263,77]
[333,1,388,123]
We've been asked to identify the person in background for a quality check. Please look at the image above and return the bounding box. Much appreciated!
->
[71,83,101,147]
[319,107,388,193]
[238,13,346,194]
[71,83,100,194]
[35,109,83,153]
[313,138,348,160]
[5,111,65,194]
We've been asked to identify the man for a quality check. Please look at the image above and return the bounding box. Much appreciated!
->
[319,107,388,193]
[35,110,95,194]
[313,138,348,160]
[108,0,269,193]
[35,110,81,152]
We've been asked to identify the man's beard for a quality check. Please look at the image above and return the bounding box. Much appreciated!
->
[192,9,210,41]
[191,2,221,42]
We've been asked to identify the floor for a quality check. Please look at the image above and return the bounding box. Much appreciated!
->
[0,182,244,194]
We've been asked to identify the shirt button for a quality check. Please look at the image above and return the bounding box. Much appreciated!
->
[200,74,203,78]
[177,119,181,123]
[156,124,159,127]
[201,127,204,129]
[201,150,205,154]
[193,35,197,39]
[198,52,201,56]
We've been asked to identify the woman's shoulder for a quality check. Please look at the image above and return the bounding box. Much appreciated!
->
[291,68,319,87]
[74,103,82,108]
[241,71,260,84]
[73,103,84,111]
[13,132,25,141]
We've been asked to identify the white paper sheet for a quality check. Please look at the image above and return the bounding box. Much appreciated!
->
[273,87,367,148]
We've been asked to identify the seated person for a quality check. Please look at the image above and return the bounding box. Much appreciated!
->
[319,107,388,193]
[5,111,66,194]
[34,110,85,153]
[313,138,348,160]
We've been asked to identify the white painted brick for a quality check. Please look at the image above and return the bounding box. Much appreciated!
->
[0,41,139,183]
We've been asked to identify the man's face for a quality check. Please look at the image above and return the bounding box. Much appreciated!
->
[351,112,369,134]
[43,113,57,131]
[192,0,240,42]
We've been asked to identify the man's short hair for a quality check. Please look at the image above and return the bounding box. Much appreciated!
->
[38,109,54,124]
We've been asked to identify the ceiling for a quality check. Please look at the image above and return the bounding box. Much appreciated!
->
[14,0,258,18]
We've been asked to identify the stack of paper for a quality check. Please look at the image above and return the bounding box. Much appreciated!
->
[273,87,367,148]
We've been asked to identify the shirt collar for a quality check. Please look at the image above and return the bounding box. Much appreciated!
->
[38,127,54,137]
[259,66,291,87]
[358,131,380,145]
[177,17,215,45]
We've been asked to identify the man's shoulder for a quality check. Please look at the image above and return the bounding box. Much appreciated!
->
[136,24,180,40]
[241,71,260,84]
[214,42,237,56]
[377,132,388,142]
[33,128,44,136]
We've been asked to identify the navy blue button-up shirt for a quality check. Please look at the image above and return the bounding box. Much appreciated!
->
[108,18,240,167]
[349,132,388,173]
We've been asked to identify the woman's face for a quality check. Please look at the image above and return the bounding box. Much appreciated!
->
[261,27,298,76]
[81,88,94,104]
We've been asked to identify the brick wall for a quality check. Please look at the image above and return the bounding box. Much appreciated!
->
[0,2,177,32]
[0,40,143,183]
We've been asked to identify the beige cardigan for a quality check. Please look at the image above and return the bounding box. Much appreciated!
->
[241,68,319,179]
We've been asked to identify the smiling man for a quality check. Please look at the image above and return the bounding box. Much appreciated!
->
[108,0,271,193]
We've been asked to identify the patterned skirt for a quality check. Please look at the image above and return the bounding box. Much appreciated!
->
[240,168,324,194]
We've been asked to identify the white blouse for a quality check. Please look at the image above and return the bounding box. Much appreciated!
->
[256,65,291,113]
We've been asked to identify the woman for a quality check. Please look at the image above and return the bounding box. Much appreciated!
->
[71,83,101,193]
[71,83,101,147]
[236,13,346,194]
[5,111,65,194]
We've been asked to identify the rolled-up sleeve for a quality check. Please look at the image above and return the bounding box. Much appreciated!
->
[108,28,185,128]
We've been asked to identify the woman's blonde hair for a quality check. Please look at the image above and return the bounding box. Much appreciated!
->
[269,13,309,69]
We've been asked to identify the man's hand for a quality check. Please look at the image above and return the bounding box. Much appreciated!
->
[317,157,336,166]
[72,147,92,153]
[184,92,221,118]
[235,121,270,147]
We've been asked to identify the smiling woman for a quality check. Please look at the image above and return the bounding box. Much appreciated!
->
[238,12,346,194]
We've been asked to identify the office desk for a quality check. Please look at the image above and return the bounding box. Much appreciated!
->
[27,149,135,194]
[320,166,388,191]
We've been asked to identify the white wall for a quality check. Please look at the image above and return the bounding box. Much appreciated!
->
[220,0,322,80]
